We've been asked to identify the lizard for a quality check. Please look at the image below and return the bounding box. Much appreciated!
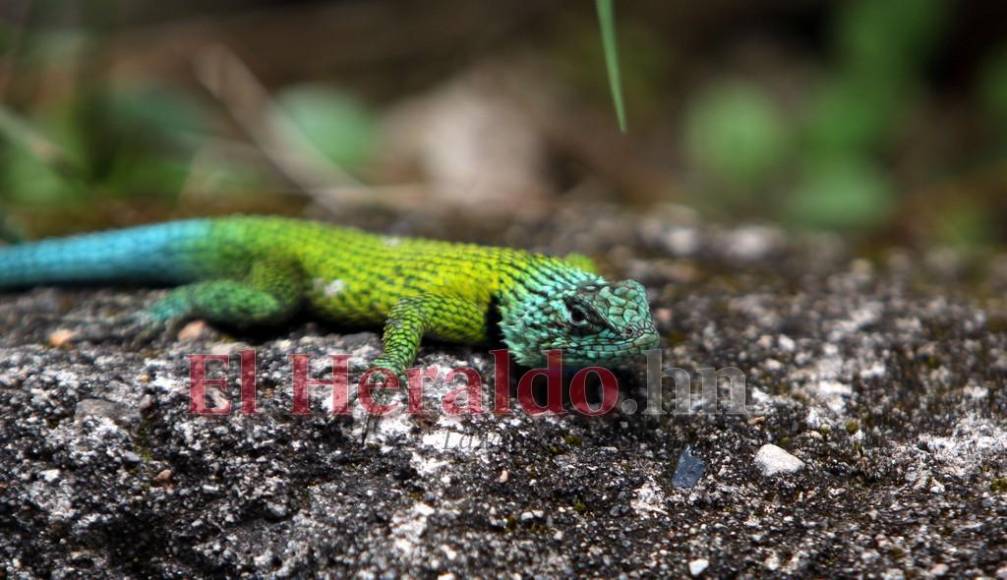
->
[0,216,661,375]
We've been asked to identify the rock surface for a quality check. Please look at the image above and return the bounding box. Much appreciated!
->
[1,208,1006,577]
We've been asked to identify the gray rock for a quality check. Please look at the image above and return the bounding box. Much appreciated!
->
[1,211,1005,577]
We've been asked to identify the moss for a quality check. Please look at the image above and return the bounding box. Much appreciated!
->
[664,330,689,346]
[564,434,583,447]
[991,477,1007,494]
[984,315,1007,334]
[134,415,156,462]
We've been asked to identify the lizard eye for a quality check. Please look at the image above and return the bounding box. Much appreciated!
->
[568,304,590,326]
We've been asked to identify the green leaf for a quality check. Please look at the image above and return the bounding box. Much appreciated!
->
[595,0,626,132]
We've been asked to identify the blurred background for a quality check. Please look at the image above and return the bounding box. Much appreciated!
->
[1,0,1007,253]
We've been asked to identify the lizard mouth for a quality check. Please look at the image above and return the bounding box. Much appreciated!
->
[545,332,661,362]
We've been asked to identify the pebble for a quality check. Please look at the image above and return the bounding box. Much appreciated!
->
[672,446,706,489]
[754,444,805,476]
[689,558,709,576]
[929,563,948,576]
[177,321,210,341]
[48,329,77,348]
[266,502,288,519]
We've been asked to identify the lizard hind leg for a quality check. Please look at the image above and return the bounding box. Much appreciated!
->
[148,259,305,330]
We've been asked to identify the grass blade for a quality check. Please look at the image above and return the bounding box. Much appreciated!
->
[595,0,627,132]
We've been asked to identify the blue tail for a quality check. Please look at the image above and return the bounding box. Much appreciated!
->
[0,220,213,288]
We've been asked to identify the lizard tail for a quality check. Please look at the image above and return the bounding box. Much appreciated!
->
[0,219,213,288]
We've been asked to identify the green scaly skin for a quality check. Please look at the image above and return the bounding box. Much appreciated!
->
[0,216,661,373]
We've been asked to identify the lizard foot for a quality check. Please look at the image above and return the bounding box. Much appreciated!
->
[75,311,184,349]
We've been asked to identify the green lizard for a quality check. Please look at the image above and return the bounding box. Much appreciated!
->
[0,216,660,373]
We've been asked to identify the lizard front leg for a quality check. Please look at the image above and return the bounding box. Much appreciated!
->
[370,294,488,376]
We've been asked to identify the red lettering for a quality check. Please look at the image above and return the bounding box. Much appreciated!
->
[491,349,512,414]
[516,350,565,415]
[188,354,231,416]
[569,366,620,416]
[359,368,400,416]
[290,354,351,415]
[442,367,483,415]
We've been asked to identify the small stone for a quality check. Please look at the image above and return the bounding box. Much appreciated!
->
[672,446,706,489]
[75,398,139,426]
[154,469,173,483]
[689,558,709,576]
[498,469,509,483]
[178,321,210,342]
[48,329,77,348]
[929,563,948,576]
[754,444,805,476]
[266,502,288,519]
[138,395,155,413]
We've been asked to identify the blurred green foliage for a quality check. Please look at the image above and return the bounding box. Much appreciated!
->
[275,85,377,171]
[0,84,208,206]
[979,47,1007,137]
[682,0,958,238]
[835,0,946,83]
[684,82,790,196]
[787,157,894,230]
[935,201,997,250]
[803,77,901,156]
[3,0,1007,250]
[0,77,378,214]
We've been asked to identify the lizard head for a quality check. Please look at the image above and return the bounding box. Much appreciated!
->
[501,278,661,367]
